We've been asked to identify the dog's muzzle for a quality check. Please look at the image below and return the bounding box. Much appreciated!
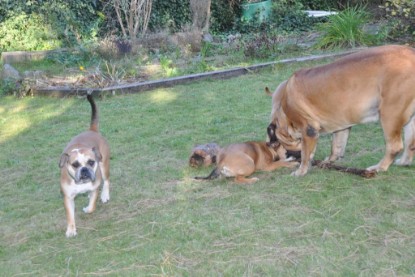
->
[75,167,96,184]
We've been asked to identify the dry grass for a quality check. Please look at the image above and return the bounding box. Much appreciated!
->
[1,60,414,276]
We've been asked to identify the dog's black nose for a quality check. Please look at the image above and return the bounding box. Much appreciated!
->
[80,167,90,179]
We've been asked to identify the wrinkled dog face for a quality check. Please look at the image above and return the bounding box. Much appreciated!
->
[61,148,100,184]
[267,119,302,152]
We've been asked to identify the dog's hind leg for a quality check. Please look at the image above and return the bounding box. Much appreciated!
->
[367,111,404,172]
[293,125,319,176]
[327,128,351,161]
[235,175,259,184]
[396,116,415,166]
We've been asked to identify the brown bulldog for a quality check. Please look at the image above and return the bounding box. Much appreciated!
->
[59,93,110,237]
[194,141,298,184]
[267,45,415,176]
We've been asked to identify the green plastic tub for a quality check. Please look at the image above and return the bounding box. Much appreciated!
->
[241,0,272,22]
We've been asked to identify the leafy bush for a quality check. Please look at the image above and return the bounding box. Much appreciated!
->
[0,13,61,52]
[46,46,99,68]
[0,78,17,96]
[315,6,375,49]
[270,0,314,32]
[0,0,101,51]
[380,0,415,39]
[38,1,101,46]
[210,0,241,33]
[235,0,317,34]
[150,0,242,34]
[298,0,379,10]
[149,0,192,32]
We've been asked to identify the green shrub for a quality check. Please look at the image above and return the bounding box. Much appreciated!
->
[149,0,191,32]
[235,0,317,34]
[315,6,375,49]
[0,0,101,51]
[38,1,101,46]
[149,0,241,34]
[210,0,241,33]
[270,0,314,32]
[46,45,99,68]
[0,78,18,96]
[0,13,61,52]
[380,0,415,39]
[298,0,377,10]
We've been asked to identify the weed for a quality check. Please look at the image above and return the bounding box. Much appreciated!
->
[101,61,126,84]
[315,6,376,49]
[200,41,213,58]
[160,55,178,77]
[242,33,284,59]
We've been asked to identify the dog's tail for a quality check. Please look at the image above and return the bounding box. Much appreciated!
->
[265,87,272,96]
[194,167,220,180]
[87,92,99,132]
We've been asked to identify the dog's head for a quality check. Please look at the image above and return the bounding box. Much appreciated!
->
[59,147,101,184]
[266,82,302,152]
[267,120,301,151]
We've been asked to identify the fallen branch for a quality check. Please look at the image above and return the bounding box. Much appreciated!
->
[312,160,377,178]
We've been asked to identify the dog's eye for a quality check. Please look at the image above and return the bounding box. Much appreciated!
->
[87,160,95,167]
[72,161,80,168]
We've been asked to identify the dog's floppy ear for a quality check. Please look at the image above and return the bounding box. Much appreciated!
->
[92,147,102,162]
[59,153,69,168]
[267,123,278,144]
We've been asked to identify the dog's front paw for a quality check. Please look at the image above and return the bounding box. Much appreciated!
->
[291,167,307,177]
[394,158,412,166]
[66,226,77,238]
[83,206,94,213]
[289,161,300,168]
[366,163,386,172]
[285,156,296,162]
[101,191,110,203]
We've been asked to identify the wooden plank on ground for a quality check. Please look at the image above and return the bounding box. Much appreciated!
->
[32,48,365,97]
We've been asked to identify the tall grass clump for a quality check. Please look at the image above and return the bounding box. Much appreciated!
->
[315,6,375,49]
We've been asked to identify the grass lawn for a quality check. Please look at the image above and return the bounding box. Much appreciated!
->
[1,60,414,276]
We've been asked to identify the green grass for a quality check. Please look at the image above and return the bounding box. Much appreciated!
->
[1,61,414,276]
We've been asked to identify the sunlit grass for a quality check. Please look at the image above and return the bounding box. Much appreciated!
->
[150,89,178,103]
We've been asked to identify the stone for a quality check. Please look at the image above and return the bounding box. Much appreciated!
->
[2,64,21,80]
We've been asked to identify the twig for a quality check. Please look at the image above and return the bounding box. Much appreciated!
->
[312,160,377,178]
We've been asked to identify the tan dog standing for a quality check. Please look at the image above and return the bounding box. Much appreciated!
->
[267,45,415,176]
[195,141,298,184]
[59,94,110,237]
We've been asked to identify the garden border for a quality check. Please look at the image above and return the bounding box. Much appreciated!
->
[32,48,365,97]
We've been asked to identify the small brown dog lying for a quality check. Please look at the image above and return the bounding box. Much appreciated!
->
[194,141,298,184]
[189,143,220,167]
